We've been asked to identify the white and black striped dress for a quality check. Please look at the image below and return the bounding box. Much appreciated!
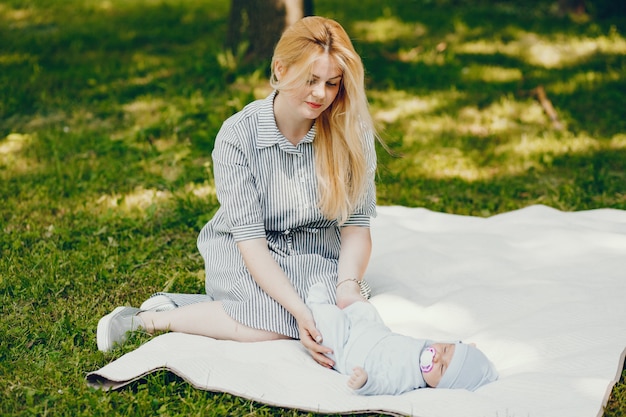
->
[196,91,377,339]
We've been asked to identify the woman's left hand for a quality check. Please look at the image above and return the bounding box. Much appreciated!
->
[295,307,334,368]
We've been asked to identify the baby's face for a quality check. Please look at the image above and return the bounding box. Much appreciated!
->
[422,343,456,387]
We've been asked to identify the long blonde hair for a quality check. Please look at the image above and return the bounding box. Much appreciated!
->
[269,16,375,224]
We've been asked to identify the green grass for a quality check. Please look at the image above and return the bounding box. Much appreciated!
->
[1,0,625,415]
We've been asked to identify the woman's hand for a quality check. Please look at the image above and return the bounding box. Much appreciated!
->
[294,306,334,368]
[335,280,366,309]
[237,238,333,368]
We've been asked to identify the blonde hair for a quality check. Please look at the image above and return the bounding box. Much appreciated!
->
[270,16,375,224]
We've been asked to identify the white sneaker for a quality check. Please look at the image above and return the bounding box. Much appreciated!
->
[97,306,143,352]
[140,294,177,312]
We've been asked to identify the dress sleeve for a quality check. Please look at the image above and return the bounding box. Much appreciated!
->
[212,125,266,242]
[343,129,377,227]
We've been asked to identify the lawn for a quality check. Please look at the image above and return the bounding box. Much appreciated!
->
[1,0,625,415]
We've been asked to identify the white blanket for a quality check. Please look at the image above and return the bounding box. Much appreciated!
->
[87,205,626,417]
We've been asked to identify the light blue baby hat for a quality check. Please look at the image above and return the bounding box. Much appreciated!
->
[437,342,498,391]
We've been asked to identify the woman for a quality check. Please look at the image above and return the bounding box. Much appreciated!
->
[97,16,378,368]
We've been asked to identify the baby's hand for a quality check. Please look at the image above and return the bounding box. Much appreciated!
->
[348,366,368,390]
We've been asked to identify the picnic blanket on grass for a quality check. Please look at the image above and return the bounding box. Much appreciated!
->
[87,204,626,417]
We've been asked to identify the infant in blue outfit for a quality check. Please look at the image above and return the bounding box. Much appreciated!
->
[307,283,498,395]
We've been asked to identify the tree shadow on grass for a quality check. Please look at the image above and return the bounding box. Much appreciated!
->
[0,0,233,126]
[375,144,626,213]
[328,0,626,139]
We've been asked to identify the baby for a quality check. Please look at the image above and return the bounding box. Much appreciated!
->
[307,283,498,395]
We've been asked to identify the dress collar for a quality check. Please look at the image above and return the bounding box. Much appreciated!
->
[256,90,317,150]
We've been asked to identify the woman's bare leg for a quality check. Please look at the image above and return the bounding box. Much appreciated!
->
[138,301,289,342]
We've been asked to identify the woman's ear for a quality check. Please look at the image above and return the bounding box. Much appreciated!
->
[274,61,285,81]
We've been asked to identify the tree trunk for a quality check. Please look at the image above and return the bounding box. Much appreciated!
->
[226,0,314,63]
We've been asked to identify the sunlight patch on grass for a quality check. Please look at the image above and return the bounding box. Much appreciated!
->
[496,133,599,158]
[66,108,116,132]
[551,69,623,94]
[131,52,173,73]
[148,160,185,183]
[88,52,177,91]
[527,36,598,68]
[141,141,191,182]
[456,29,626,68]
[129,67,175,87]
[405,130,607,183]
[184,181,216,199]
[374,96,437,123]
[0,133,31,155]
[18,108,113,135]
[412,143,538,182]
[152,137,187,153]
[0,133,39,176]
[1,6,31,22]
[352,16,427,43]
[120,97,180,137]
[610,134,626,150]
[123,98,166,121]
[415,147,496,181]
[369,89,462,124]
[0,3,54,29]
[379,93,546,147]
[389,45,449,65]
[23,112,67,130]
[410,115,458,139]
[0,53,35,65]
[461,65,523,83]
[97,0,114,11]
[459,97,547,133]
[97,186,172,213]
[112,97,187,145]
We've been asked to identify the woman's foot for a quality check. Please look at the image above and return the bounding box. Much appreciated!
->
[97,306,144,352]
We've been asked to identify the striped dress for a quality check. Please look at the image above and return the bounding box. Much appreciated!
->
[196,91,377,339]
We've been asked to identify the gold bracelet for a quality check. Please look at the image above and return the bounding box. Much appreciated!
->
[336,279,360,289]
[336,279,372,299]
